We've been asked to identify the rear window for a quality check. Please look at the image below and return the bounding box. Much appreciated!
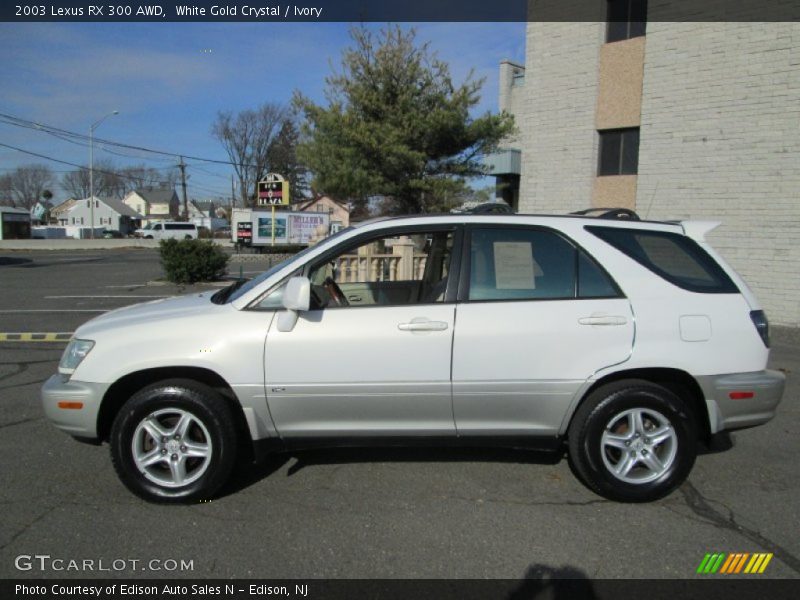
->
[586,226,738,293]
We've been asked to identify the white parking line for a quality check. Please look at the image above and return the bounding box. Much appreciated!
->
[0,309,108,313]
[45,295,168,299]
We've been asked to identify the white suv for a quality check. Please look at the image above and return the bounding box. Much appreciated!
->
[42,212,784,503]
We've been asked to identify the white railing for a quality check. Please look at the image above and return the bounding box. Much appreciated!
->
[336,253,427,282]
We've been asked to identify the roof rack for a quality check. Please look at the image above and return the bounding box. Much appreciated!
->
[570,207,640,220]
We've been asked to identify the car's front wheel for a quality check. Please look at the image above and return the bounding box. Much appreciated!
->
[110,379,237,503]
[568,379,697,502]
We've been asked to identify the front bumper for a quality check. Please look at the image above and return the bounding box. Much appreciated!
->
[698,370,786,434]
[41,375,109,439]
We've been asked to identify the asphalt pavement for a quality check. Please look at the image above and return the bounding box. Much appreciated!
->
[0,249,798,581]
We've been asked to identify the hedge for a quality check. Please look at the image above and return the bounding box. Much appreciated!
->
[159,239,229,284]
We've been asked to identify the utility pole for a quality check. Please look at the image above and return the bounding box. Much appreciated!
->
[178,156,188,219]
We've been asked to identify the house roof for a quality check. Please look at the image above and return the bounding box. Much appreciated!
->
[0,206,30,215]
[66,196,144,219]
[293,195,349,212]
[50,198,77,215]
[192,201,216,212]
[129,188,177,205]
[103,197,144,218]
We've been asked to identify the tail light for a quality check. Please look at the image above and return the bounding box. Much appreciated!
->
[750,310,770,348]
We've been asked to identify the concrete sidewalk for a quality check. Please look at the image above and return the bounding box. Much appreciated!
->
[0,238,234,250]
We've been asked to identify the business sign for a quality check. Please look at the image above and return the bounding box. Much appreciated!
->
[236,221,252,245]
[288,214,327,244]
[257,174,289,206]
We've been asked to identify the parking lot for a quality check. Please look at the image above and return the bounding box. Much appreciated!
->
[0,248,798,581]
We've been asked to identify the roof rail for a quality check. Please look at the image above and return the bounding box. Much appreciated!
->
[571,207,640,220]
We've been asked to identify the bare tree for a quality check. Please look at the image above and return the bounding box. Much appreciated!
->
[118,164,178,196]
[211,102,288,208]
[0,174,13,206]
[61,160,177,200]
[61,168,91,199]
[8,164,53,209]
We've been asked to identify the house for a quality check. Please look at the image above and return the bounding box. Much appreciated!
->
[122,187,179,226]
[0,206,31,240]
[292,195,350,234]
[488,1,800,326]
[29,201,48,224]
[49,198,77,224]
[187,200,229,231]
[62,196,144,235]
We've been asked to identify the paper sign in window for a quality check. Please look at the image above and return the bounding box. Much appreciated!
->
[494,241,537,289]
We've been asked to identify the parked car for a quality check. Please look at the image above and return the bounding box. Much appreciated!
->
[134,222,199,240]
[42,210,784,503]
[101,229,124,239]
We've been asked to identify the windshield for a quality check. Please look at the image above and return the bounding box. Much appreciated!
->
[225,227,355,304]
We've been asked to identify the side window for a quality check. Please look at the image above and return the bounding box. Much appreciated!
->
[153,224,162,231]
[308,230,455,308]
[468,228,576,301]
[586,226,739,293]
[578,252,620,298]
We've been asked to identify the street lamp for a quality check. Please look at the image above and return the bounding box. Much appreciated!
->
[89,110,119,239]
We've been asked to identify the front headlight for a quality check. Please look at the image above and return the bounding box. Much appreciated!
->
[59,339,95,375]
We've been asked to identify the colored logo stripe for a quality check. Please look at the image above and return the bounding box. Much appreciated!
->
[698,552,773,574]
[0,332,72,342]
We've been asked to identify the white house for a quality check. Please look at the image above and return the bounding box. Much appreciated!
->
[60,196,144,235]
[122,187,180,226]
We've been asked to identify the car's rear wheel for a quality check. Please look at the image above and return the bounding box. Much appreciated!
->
[110,379,237,503]
[568,380,697,502]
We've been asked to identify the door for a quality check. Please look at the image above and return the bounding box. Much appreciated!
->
[452,226,634,436]
[264,228,459,438]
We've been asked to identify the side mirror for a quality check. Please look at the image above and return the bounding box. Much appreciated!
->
[277,276,310,332]
[282,276,310,311]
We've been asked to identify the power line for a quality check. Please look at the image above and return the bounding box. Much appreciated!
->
[1,140,232,198]
[0,111,255,168]
[0,141,175,182]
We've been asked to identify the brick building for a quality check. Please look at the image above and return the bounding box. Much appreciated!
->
[491,1,800,326]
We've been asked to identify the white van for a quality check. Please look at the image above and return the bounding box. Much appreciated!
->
[135,222,199,240]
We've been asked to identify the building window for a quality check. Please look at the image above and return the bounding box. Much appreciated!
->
[598,128,640,176]
[606,0,647,43]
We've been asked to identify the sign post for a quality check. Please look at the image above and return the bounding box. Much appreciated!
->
[257,173,290,246]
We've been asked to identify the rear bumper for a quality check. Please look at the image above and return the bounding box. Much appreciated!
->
[698,370,785,434]
[41,375,108,440]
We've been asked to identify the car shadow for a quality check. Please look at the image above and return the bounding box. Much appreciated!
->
[221,445,563,497]
[697,431,734,455]
[0,256,32,266]
[508,563,598,600]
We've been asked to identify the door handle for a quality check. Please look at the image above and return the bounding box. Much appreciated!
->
[398,320,449,332]
[347,295,363,302]
[578,316,627,326]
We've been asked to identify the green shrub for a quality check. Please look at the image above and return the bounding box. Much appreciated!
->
[159,239,229,284]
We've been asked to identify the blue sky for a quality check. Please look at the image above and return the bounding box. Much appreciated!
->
[0,22,525,203]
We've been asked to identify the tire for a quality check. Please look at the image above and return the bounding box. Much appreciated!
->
[184,235,192,240]
[145,235,154,239]
[110,379,238,503]
[567,379,697,502]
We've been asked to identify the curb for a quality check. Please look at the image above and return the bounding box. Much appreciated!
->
[0,332,73,342]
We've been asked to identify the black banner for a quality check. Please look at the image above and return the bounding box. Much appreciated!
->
[3,579,800,600]
[2,0,800,22]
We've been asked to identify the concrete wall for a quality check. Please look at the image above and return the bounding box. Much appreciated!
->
[517,21,605,214]
[637,22,800,326]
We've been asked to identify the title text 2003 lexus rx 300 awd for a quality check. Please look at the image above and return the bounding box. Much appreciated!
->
[42,211,784,503]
